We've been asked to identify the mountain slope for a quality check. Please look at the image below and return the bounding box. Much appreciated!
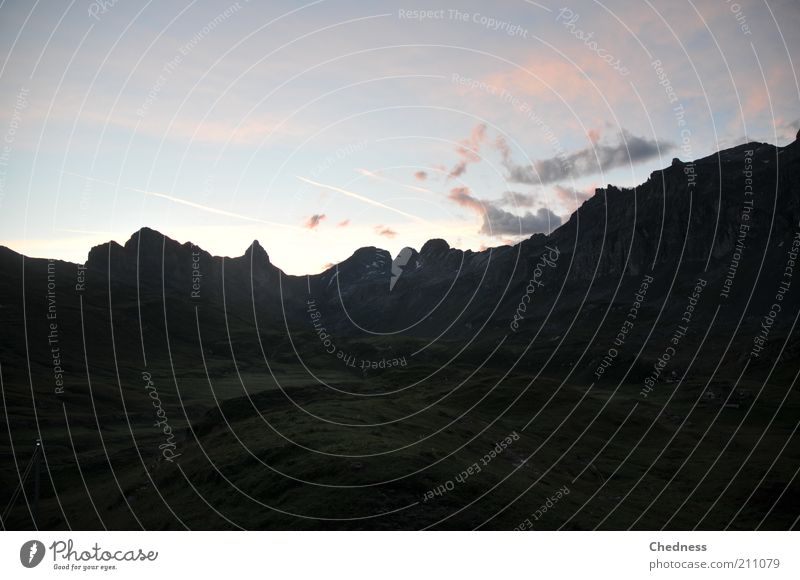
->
[0,137,798,531]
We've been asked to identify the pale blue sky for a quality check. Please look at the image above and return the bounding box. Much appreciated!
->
[1,0,798,273]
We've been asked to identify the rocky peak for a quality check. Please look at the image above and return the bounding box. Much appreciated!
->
[123,227,172,252]
[243,239,270,264]
[327,246,391,286]
[420,239,450,256]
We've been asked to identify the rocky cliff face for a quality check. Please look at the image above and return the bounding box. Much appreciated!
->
[296,139,799,341]
[550,141,798,281]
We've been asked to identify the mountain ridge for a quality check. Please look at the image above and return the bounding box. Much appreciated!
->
[0,140,798,278]
[4,138,794,279]
[1,136,798,343]
[1,136,799,531]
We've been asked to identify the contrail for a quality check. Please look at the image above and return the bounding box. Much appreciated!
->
[297,176,430,224]
[127,187,302,230]
[62,171,302,231]
[60,170,119,188]
[356,168,436,194]
[58,228,113,235]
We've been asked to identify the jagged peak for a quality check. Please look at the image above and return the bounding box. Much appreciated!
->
[420,239,449,255]
[123,226,183,252]
[243,239,270,263]
[134,226,162,236]
[127,226,164,241]
[347,246,391,261]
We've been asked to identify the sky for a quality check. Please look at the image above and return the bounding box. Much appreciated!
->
[0,0,798,274]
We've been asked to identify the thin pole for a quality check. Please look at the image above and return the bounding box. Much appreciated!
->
[33,440,41,530]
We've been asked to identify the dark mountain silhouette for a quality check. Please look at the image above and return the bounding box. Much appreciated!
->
[7,137,791,347]
[1,137,798,531]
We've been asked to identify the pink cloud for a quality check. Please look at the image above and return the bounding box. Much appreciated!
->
[553,184,594,212]
[743,87,768,117]
[448,124,488,179]
[448,186,485,214]
[481,55,636,125]
[484,59,589,103]
[375,225,397,238]
[448,186,561,237]
[304,214,326,229]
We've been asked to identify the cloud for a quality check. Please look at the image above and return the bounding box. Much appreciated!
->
[448,186,560,237]
[449,123,488,179]
[498,191,536,208]
[484,58,592,104]
[337,219,350,227]
[358,167,435,194]
[481,205,561,236]
[776,117,800,143]
[414,170,428,181]
[375,225,397,238]
[495,135,511,162]
[448,186,485,213]
[497,184,593,216]
[743,85,769,118]
[504,130,672,184]
[553,184,593,207]
[304,214,326,229]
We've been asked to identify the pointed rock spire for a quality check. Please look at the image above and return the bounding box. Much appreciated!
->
[244,239,270,264]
